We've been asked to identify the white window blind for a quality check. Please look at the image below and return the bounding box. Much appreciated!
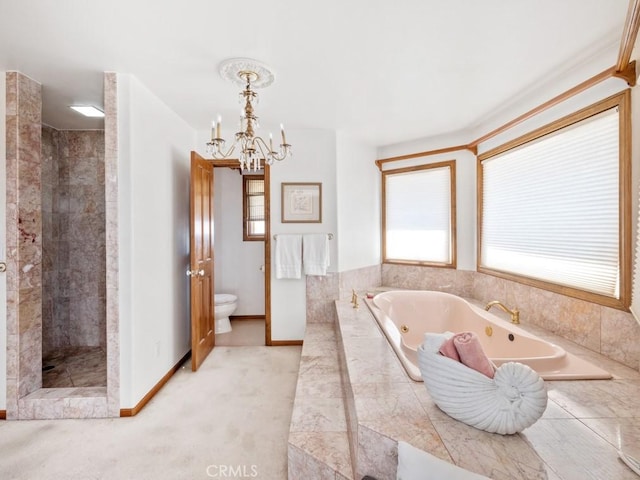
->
[244,176,265,239]
[481,108,620,298]
[385,164,453,264]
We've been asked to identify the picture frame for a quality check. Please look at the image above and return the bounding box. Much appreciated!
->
[281,182,322,223]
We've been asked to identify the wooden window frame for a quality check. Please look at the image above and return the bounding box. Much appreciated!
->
[243,174,265,242]
[382,160,457,268]
[477,90,632,310]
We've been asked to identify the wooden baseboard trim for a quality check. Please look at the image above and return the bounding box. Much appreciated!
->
[120,351,190,417]
[269,340,303,346]
[229,315,266,321]
[0,410,6,420]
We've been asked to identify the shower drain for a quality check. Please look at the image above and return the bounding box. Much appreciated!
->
[42,365,55,372]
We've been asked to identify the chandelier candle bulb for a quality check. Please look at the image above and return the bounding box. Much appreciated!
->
[216,116,221,139]
[280,124,286,145]
[211,120,216,141]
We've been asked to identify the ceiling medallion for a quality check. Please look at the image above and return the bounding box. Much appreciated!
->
[206,58,290,171]
[218,58,275,89]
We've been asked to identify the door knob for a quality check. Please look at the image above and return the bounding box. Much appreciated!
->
[0,262,6,273]
[186,269,205,277]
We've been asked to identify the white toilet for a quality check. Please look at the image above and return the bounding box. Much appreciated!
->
[214,294,237,334]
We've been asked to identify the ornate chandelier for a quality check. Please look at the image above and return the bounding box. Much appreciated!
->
[206,58,291,171]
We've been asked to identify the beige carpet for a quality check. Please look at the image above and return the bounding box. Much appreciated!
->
[0,345,301,480]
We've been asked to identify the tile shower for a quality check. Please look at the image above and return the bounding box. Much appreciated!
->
[6,71,118,419]
[41,127,106,388]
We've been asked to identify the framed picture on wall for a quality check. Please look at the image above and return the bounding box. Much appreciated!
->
[281,182,322,223]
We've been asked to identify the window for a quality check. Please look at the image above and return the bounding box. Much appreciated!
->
[382,161,456,267]
[478,90,631,309]
[243,175,265,241]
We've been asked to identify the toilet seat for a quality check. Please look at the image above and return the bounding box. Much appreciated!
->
[215,294,237,305]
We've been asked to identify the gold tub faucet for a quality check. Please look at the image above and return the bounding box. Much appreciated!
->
[351,289,359,309]
[485,300,520,324]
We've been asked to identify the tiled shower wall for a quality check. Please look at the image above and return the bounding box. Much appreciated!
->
[382,264,640,372]
[41,127,106,356]
[5,71,117,419]
[5,72,43,416]
[104,71,120,416]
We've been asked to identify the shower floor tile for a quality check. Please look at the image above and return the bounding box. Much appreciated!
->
[42,346,107,388]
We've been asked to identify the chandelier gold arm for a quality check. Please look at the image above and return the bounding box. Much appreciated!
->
[250,137,291,164]
[206,138,236,159]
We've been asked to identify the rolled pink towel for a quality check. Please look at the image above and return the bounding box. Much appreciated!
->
[438,336,460,362]
[453,332,495,378]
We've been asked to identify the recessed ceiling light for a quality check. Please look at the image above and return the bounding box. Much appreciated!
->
[69,105,105,117]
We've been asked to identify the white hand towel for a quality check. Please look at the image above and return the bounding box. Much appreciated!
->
[302,233,330,276]
[421,332,454,353]
[275,234,302,279]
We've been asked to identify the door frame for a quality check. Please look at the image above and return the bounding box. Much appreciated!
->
[210,160,272,346]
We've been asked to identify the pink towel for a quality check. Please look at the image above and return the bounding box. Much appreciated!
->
[454,332,495,378]
[438,337,460,362]
[439,331,495,378]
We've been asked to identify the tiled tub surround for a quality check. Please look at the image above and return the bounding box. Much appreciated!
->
[382,264,640,372]
[306,264,382,324]
[335,294,640,480]
[288,265,383,478]
[288,322,353,479]
[298,264,640,476]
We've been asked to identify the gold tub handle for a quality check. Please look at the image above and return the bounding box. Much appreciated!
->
[400,325,409,333]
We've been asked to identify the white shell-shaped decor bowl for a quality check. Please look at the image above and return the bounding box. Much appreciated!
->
[417,344,548,435]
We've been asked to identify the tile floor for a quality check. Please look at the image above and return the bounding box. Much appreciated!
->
[42,346,107,388]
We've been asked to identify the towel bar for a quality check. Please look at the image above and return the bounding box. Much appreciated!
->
[273,233,333,240]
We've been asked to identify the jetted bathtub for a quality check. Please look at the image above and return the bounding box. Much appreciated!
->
[367,290,612,381]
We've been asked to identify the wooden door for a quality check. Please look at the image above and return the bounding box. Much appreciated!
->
[189,151,215,371]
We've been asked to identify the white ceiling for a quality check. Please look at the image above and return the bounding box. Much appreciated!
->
[0,0,630,147]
